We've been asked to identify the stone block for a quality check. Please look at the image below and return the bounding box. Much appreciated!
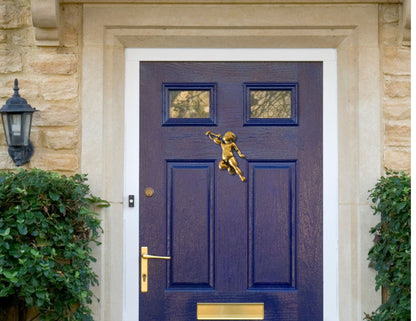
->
[2,78,40,101]
[10,28,35,46]
[60,26,79,49]
[41,77,78,100]
[0,31,7,43]
[0,149,15,170]
[0,82,14,98]
[384,78,411,98]
[384,102,411,120]
[29,53,77,75]
[0,3,31,29]
[33,102,79,127]
[0,130,5,147]
[30,149,79,172]
[384,148,411,172]
[29,128,41,146]
[384,121,411,146]
[40,127,79,150]
[383,47,411,76]
[381,23,398,46]
[0,5,10,26]
[60,4,82,48]
[0,50,22,73]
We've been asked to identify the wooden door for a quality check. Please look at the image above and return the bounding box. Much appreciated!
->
[139,62,322,320]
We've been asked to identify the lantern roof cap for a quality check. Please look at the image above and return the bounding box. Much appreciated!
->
[1,79,36,113]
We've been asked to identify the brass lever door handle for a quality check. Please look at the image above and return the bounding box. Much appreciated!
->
[142,254,171,260]
[140,246,171,293]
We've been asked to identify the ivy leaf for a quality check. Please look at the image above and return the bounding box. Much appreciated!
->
[0,228,10,237]
[3,271,19,283]
[17,224,28,235]
[49,191,60,201]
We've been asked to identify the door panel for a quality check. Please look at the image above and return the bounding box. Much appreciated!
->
[140,62,323,320]
[249,162,296,290]
[167,161,215,290]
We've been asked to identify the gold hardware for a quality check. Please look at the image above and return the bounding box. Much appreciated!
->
[142,254,171,260]
[144,187,154,197]
[206,131,247,182]
[197,303,264,320]
[140,246,171,293]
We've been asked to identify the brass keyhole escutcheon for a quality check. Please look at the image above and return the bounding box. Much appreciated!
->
[144,187,154,197]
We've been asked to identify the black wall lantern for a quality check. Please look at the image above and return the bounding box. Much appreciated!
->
[0,79,36,166]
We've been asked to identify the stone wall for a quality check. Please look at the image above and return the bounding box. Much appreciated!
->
[0,0,82,174]
[380,4,411,172]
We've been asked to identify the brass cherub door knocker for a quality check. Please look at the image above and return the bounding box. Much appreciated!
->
[206,131,247,182]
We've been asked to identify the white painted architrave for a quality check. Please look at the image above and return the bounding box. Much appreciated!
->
[124,48,338,321]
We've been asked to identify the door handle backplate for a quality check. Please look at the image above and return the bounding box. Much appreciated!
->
[140,246,171,293]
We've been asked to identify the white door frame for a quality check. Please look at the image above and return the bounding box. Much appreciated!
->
[123,48,338,321]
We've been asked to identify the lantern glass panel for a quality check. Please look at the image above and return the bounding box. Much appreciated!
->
[11,113,21,132]
[22,113,32,146]
[1,113,10,146]
[9,114,23,146]
[4,113,32,146]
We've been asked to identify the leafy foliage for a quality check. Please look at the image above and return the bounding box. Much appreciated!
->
[0,169,109,321]
[365,170,410,321]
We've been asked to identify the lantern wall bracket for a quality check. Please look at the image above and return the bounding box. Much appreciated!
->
[8,142,34,167]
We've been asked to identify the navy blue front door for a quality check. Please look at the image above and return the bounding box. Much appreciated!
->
[140,62,323,320]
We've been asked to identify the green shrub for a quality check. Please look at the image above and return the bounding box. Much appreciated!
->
[365,170,411,321]
[0,169,109,321]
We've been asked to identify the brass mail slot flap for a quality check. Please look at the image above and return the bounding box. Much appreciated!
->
[197,303,264,320]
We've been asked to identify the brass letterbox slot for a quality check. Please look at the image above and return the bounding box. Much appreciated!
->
[197,303,264,320]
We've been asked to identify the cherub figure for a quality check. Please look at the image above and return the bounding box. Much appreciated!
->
[206,131,247,182]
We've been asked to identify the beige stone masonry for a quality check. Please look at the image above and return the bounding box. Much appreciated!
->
[40,128,79,150]
[60,5,82,49]
[0,1,31,29]
[34,102,80,127]
[0,151,15,169]
[384,101,410,120]
[384,148,411,170]
[380,4,411,172]
[383,47,412,75]
[385,120,411,145]
[0,31,6,43]
[41,76,78,100]
[28,53,78,74]
[30,149,79,171]
[0,0,82,174]
[0,50,22,73]
[1,78,40,102]
[384,77,411,98]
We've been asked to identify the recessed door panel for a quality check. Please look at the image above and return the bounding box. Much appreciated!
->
[167,161,214,289]
[249,162,296,289]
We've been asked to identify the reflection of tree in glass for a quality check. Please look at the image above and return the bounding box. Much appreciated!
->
[250,90,291,118]
[170,90,210,118]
